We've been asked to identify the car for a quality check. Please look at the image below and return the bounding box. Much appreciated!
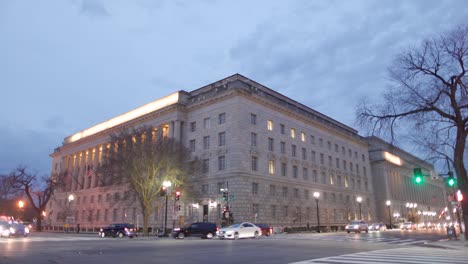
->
[0,221,30,237]
[369,223,387,231]
[217,222,262,239]
[254,223,273,236]
[172,222,218,239]
[99,223,137,238]
[345,220,369,233]
[400,222,417,230]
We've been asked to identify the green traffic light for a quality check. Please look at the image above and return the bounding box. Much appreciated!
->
[448,177,455,187]
[415,176,422,184]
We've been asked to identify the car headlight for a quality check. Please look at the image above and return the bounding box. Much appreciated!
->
[345,225,349,229]
[9,227,15,233]
[25,227,30,233]
[173,228,180,231]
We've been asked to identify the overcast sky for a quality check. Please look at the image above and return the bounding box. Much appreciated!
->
[1,0,467,176]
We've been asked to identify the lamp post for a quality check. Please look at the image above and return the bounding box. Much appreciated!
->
[386,200,392,229]
[18,200,25,220]
[66,194,74,232]
[313,192,320,233]
[356,196,362,220]
[163,180,172,236]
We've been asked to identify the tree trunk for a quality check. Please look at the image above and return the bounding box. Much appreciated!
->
[453,129,467,239]
[35,211,43,232]
[142,207,149,236]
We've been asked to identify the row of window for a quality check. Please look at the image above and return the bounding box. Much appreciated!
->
[55,192,134,207]
[251,113,366,162]
[201,182,369,200]
[190,113,226,132]
[189,132,226,151]
[253,204,369,221]
[254,133,367,174]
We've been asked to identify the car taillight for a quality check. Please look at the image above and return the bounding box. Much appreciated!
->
[216,227,219,231]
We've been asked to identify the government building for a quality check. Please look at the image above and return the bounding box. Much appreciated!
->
[45,74,448,232]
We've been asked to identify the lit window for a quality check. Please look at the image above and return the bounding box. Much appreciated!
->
[269,160,275,175]
[301,132,306,142]
[267,120,273,131]
[290,128,296,138]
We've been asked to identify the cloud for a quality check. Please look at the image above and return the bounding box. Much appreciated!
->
[79,0,109,17]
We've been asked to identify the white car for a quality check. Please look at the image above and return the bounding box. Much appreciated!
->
[217,222,262,239]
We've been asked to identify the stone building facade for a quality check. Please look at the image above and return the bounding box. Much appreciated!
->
[367,136,448,227]
[47,74,378,231]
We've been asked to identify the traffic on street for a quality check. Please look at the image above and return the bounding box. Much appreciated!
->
[0,227,465,264]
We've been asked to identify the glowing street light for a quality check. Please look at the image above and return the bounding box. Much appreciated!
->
[356,196,363,220]
[386,200,392,229]
[313,192,320,233]
[162,181,172,236]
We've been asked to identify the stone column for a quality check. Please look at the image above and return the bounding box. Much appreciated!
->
[93,146,99,188]
[173,120,181,141]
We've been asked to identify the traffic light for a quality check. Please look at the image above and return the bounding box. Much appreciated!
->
[222,191,227,201]
[447,171,456,187]
[413,168,423,184]
[456,190,463,202]
[175,191,181,201]
[160,186,167,196]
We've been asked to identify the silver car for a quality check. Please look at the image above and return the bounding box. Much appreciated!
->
[217,222,262,239]
[345,220,369,233]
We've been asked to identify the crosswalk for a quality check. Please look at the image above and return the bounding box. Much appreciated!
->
[269,234,431,246]
[289,247,468,264]
[0,236,101,243]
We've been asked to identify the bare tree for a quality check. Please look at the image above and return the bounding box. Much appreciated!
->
[356,25,467,238]
[99,127,198,236]
[9,166,60,231]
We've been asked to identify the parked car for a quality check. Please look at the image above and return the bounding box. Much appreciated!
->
[345,220,369,233]
[254,223,273,236]
[400,222,417,230]
[99,223,136,238]
[369,223,387,231]
[172,222,218,239]
[0,221,30,237]
[217,222,262,239]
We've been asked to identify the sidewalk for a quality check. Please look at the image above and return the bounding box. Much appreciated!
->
[428,233,468,250]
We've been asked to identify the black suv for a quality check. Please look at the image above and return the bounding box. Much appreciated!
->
[172,222,217,239]
[99,223,137,238]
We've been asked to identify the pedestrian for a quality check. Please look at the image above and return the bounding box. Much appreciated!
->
[76,223,80,234]
[65,223,69,233]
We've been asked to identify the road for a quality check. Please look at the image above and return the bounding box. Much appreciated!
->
[0,229,465,264]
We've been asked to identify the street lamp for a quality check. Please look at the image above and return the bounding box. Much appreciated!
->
[386,200,392,229]
[163,180,172,236]
[356,196,363,220]
[66,194,75,232]
[18,200,25,220]
[313,192,320,233]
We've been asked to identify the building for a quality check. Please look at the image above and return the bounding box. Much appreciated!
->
[367,136,448,227]
[47,74,443,232]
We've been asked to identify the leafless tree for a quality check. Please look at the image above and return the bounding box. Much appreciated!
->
[99,127,199,236]
[9,166,60,231]
[356,25,467,238]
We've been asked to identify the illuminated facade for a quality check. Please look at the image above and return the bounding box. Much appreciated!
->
[367,136,448,227]
[47,74,378,231]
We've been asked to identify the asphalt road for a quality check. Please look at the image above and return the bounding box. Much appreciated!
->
[0,229,452,264]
